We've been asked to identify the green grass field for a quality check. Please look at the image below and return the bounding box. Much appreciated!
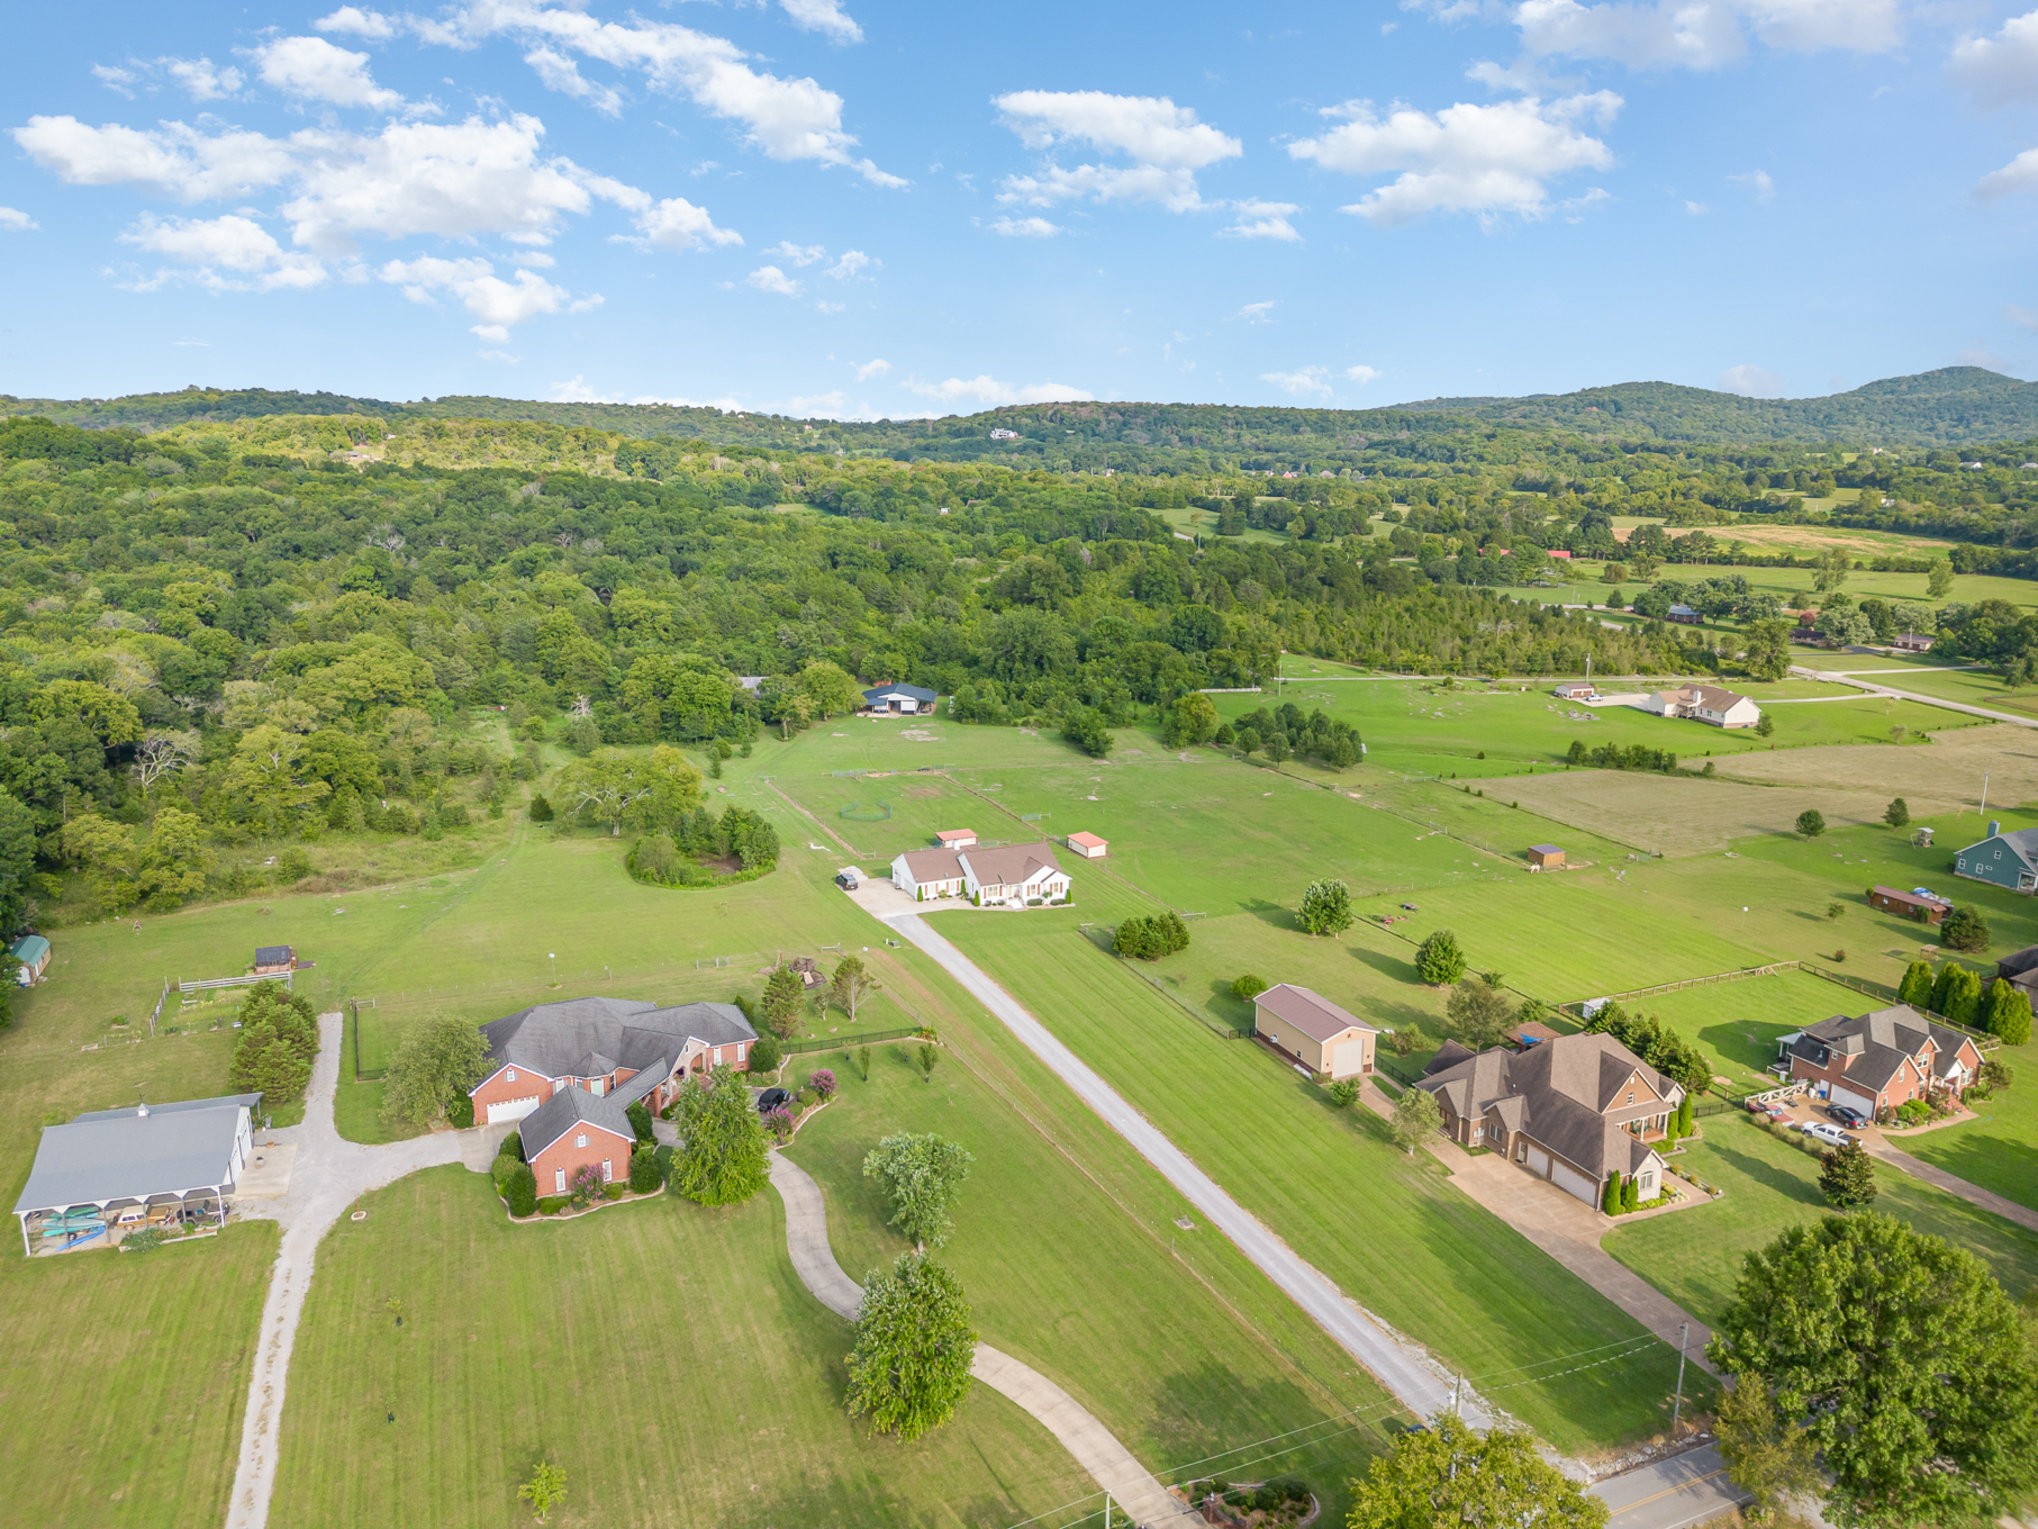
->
[933,908,1695,1456]
[272,1167,1094,1529]
[785,1045,1394,1514]
[1899,1037,2038,1213]
[0,1221,277,1529]
[1605,1115,2038,1328]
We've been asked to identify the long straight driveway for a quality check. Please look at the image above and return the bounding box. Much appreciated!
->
[881,910,1479,1425]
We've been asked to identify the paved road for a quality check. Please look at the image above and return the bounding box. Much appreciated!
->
[1868,1138,2038,1234]
[881,910,1482,1426]
[225,1013,480,1529]
[1789,665,2038,730]
[767,1153,1199,1527]
[880,910,1759,1528]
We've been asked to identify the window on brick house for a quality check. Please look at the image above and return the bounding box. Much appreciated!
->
[576,1133,587,1148]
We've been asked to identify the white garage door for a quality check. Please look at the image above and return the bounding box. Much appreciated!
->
[1832,1083,1878,1119]
[1525,1145,1552,1177]
[486,1096,541,1124]
[1324,1038,1365,1079]
[1550,1160,1596,1203]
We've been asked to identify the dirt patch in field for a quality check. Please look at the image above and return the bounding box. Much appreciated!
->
[1709,723,2038,813]
[1501,771,1902,855]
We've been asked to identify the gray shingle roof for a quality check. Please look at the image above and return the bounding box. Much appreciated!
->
[1801,1004,1978,1087]
[478,996,754,1083]
[14,1094,260,1216]
[519,1087,636,1160]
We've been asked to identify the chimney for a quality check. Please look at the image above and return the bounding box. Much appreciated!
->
[1990,820,2002,838]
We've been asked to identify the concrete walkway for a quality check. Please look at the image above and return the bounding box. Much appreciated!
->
[766,1152,1198,1527]
[878,909,1483,1427]
[1867,1139,2038,1234]
[225,1013,476,1529]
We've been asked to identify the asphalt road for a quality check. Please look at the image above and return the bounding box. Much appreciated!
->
[1790,664,2038,729]
[878,907,1752,1529]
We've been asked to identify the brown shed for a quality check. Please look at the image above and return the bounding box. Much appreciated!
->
[1526,844,1565,870]
[1868,885,1949,925]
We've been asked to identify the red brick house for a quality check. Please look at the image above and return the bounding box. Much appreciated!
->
[1780,1004,1985,1119]
[468,996,758,1128]
[521,1088,637,1199]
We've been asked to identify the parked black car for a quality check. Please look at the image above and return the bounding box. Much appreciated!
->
[756,1087,791,1114]
[1827,1103,1869,1130]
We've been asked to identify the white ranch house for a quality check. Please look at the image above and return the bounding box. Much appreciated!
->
[1632,683,1762,730]
[891,840,1071,906]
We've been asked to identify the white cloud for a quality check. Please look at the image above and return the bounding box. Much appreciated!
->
[282,114,627,252]
[315,7,397,40]
[826,248,872,279]
[13,115,297,200]
[1288,92,1620,225]
[1345,364,1383,383]
[854,357,891,380]
[1979,147,2038,199]
[780,0,863,44]
[164,57,246,101]
[120,212,327,291]
[1221,198,1302,240]
[986,214,1062,237]
[93,65,139,98]
[2009,304,2038,332]
[1262,366,1335,398]
[813,299,845,313]
[0,207,38,232]
[1731,167,1775,199]
[253,35,403,110]
[632,196,742,250]
[426,2,900,185]
[1951,11,2038,107]
[1685,199,1708,214]
[1511,0,1900,69]
[747,263,802,295]
[525,48,624,116]
[1236,299,1276,323]
[1719,362,1784,396]
[765,240,827,266]
[788,389,851,416]
[381,254,593,340]
[994,90,1239,214]
[906,375,1093,406]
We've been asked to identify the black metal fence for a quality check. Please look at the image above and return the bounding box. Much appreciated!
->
[782,1026,920,1057]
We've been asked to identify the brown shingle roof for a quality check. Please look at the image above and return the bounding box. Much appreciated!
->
[1253,984,1376,1044]
[960,840,1063,886]
[898,847,966,881]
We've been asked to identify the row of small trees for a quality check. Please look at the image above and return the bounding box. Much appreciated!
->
[1896,957,2031,1044]
[226,982,321,1108]
[1112,911,1190,961]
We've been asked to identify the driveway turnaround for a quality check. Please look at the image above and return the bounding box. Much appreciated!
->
[878,909,1481,1426]
[225,1013,479,1529]
[767,1153,1199,1527]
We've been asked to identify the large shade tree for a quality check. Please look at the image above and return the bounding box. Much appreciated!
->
[863,1133,975,1252]
[1709,1212,2038,1528]
[671,1068,769,1207]
[1344,1413,1606,1529]
[845,1254,977,1440]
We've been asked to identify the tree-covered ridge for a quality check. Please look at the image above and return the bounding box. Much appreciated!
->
[0,416,1686,931]
[5,365,2036,459]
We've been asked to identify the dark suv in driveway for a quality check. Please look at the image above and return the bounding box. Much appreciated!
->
[1827,1103,1870,1130]
[756,1087,790,1114]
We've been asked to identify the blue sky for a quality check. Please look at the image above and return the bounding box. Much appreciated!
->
[2,0,2035,415]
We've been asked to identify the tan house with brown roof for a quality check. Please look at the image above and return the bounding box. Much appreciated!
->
[1419,1032,1684,1211]
[1632,683,1762,729]
[1252,984,1377,1080]
[889,840,1071,906]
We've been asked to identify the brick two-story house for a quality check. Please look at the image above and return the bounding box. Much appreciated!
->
[1780,1003,1985,1119]
[1419,1032,1683,1212]
[470,996,757,1193]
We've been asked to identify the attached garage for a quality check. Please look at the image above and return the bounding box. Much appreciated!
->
[1831,1082,1879,1120]
[1548,1159,1597,1204]
[486,1095,542,1124]
[1524,1144,1552,1178]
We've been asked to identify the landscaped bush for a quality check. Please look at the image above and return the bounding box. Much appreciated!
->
[446,1093,474,1128]
[1327,1079,1359,1108]
[1893,1099,1932,1128]
[497,1129,524,1163]
[536,1195,568,1216]
[1230,973,1267,1001]
[625,1100,654,1144]
[568,1164,604,1210]
[808,1068,837,1100]
[629,1147,662,1193]
[763,1105,794,1143]
[602,1183,627,1201]
[503,1162,537,1216]
[793,1086,816,1109]
[747,1032,783,1074]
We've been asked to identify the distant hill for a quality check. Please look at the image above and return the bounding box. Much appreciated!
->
[4,366,2033,457]
[1402,368,2038,446]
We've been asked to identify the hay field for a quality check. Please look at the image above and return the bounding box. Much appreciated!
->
[1497,770,1903,855]
[1711,723,2038,813]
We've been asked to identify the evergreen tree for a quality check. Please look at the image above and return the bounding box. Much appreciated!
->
[760,964,806,1039]
[1941,904,1991,954]
[1819,1140,1877,1209]
[1896,960,1935,1008]
[1296,878,1355,937]
[1985,979,2033,1046]
[1884,797,1910,828]
[1414,928,1468,986]
[671,1069,768,1207]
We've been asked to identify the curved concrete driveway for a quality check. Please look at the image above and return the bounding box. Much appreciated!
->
[767,1152,1199,1528]
[225,1013,479,1529]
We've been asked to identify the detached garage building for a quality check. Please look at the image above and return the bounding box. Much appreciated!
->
[1252,984,1378,1080]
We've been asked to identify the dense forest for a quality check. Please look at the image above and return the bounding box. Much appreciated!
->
[4,366,2038,958]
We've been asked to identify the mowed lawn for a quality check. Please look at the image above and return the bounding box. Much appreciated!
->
[1605,1115,2038,1328]
[0,1221,277,1529]
[786,1048,1394,1514]
[1900,1037,2038,1213]
[933,909,1693,1456]
[271,1168,1089,1529]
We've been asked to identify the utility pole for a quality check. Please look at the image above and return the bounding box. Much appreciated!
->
[1670,1322,1690,1435]
[1103,1492,1111,1529]
[1450,1373,1462,1417]
[1980,771,1991,823]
